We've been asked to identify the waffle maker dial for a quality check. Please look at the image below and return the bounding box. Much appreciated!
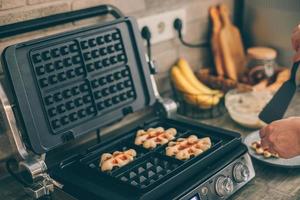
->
[215,176,234,197]
[233,162,250,183]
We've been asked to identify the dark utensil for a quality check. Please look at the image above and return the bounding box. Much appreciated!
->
[259,61,300,124]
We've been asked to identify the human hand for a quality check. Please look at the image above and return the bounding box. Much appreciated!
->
[259,117,300,159]
[291,24,300,62]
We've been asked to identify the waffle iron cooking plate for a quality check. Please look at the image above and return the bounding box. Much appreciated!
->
[1,15,155,154]
[52,117,241,200]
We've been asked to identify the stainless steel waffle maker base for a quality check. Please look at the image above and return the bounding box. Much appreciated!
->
[0,4,255,200]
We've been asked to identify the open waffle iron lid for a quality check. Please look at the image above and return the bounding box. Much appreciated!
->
[1,6,156,154]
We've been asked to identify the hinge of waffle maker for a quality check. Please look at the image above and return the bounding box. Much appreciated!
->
[156,98,178,118]
[21,158,64,199]
[0,4,124,199]
[145,54,178,118]
[0,83,62,198]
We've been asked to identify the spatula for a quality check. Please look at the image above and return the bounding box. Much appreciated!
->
[259,61,300,124]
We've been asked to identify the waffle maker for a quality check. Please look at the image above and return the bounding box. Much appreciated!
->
[0,5,255,200]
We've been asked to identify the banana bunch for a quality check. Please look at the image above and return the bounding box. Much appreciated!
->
[171,58,224,109]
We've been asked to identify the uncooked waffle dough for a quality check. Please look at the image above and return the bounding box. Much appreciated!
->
[134,127,177,149]
[251,141,279,158]
[166,135,212,160]
[99,149,137,172]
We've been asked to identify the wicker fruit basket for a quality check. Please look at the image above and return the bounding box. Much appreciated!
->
[172,84,226,119]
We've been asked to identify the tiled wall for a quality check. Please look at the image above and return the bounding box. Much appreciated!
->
[0,0,236,174]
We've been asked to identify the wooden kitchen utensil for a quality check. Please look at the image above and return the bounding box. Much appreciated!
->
[219,4,246,80]
[210,6,224,77]
[259,61,300,124]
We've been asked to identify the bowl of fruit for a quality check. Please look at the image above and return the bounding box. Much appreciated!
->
[171,58,225,119]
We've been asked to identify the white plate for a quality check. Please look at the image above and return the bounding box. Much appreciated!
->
[244,131,300,168]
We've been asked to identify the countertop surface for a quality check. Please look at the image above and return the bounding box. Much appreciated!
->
[2,92,300,200]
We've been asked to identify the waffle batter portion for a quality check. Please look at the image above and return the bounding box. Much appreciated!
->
[99,149,137,172]
[134,127,177,149]
[166,135,211,160]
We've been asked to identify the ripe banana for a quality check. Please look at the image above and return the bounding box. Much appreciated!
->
[171,66,220,109]
[177,58,223,98]
[184,94,220,109]
[171,66,201,95]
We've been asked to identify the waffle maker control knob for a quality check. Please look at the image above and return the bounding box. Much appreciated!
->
[233,162,250,183]
[215,176,234,197]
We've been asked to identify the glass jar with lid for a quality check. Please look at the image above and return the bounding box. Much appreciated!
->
[242,47,277,85]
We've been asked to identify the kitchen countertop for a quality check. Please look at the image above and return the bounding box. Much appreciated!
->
[2,92,300,200]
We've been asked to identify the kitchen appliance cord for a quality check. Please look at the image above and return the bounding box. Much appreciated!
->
[173,18,209,48]
[141,26,152,60]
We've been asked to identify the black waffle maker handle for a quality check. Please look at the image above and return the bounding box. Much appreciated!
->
[0,4,123,39]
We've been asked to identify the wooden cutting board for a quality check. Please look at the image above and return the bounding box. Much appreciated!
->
[219,4,246,80]
[210,6,225,77]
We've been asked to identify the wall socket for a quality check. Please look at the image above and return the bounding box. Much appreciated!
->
[137,9,186,44]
